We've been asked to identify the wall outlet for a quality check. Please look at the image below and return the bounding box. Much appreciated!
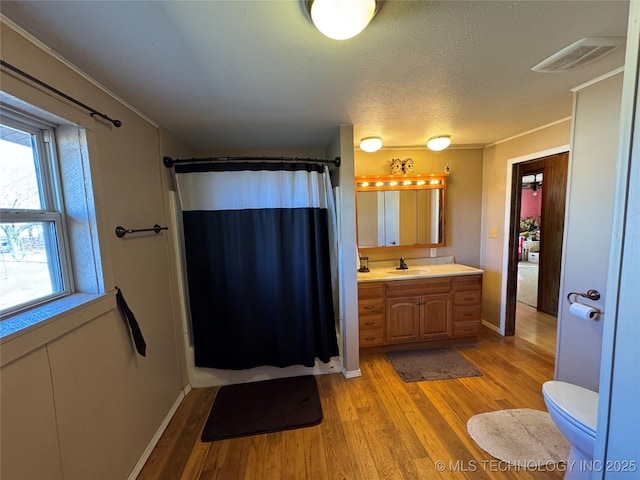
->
[430,248,437,257]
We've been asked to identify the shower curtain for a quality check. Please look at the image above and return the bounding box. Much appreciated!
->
[175,162,339,370]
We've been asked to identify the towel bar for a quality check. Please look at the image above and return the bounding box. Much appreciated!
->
[115,224,168,238]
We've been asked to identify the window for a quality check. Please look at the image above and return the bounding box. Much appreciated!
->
[0,110,73,316]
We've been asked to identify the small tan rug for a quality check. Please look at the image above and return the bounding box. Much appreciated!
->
[467,408,570,466]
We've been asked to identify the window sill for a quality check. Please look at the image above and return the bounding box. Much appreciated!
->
[0,292,116,367]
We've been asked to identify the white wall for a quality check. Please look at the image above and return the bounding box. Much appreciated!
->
[331,125,360,377]
[594,1,640,474]
[555,71,623,391]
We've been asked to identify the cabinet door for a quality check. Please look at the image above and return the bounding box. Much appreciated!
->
[420,294,452,340]
[386,296,421,343]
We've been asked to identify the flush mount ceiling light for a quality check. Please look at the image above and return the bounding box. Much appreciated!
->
[427,135,451,151]
[359,136,383,152]
[307,0,380,41]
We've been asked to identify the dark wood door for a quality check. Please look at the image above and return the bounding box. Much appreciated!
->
[506,152,568,334]
[524,153,568,316]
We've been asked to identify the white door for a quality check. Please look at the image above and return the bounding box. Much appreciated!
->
[556,71,623,391]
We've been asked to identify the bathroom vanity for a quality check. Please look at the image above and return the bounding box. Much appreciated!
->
[354,174,483,349]
[357,263,484,348]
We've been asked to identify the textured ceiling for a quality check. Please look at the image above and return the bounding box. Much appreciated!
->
[0,1,630,153]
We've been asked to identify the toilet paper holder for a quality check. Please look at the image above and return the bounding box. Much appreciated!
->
[566,289,603,315]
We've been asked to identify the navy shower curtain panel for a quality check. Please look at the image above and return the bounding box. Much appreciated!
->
[176,162,339,370]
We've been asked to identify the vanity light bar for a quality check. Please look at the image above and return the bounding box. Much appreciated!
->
[357,179,442,188]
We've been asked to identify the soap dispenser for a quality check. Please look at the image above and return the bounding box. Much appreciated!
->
[358,256,370,272]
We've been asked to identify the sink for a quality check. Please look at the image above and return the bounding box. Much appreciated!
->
[386,268,431,275]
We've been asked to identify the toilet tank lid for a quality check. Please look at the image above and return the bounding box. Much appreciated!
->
[543,381,598,431]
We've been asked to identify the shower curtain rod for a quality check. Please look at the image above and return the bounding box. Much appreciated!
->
[0,60,122,128]
[163,155,341,168]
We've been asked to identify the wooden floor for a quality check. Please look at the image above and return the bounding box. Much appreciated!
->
[515,302,557,356]
[138,328,563,480]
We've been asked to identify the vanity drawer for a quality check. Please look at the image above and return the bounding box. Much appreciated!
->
[359,327,385,346]
[453,274,482,292]
[453,321,480,337]
[358,299,384,316]
[386,278,452,297]
[453,305,481,322]
[359,315,385,330]
[358,282,385,299]
[453,291,481,306]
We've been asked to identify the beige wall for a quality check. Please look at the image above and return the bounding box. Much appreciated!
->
[1,25,186,479]
[481,120,572,328]
[354,147,484,267]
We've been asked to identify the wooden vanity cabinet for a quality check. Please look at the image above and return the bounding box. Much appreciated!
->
[385,296,421,343]
[452,274,483,337]
[358,273,482,348]
[386,277,452,344]
[420,294,452,340]
[357,282,386,346]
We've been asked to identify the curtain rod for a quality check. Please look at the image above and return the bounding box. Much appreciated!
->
[162,155,341,168]
[0,60,122,128]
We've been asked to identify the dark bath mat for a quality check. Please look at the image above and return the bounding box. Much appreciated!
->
[386,348,482,382]
[201,375,323,442]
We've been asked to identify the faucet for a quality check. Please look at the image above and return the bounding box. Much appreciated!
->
[396,256,409,270]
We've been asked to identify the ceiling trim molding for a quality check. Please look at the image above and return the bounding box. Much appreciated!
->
[486,116,572,148]
[0,14,159,128]
[571,66,625,93]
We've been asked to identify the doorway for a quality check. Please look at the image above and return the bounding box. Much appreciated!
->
[517,171,542,308]
[505,152,569,353]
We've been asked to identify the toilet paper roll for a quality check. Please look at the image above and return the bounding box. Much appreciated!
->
[569,302,599,320]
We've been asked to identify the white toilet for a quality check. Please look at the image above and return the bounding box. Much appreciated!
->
[542,381,599,480]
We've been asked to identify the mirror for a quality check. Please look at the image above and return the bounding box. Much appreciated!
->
[355,174,447,249]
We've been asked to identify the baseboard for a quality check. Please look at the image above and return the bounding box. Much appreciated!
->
[342,367,362,379]
[126,388,187,480]
[482,319,502,334]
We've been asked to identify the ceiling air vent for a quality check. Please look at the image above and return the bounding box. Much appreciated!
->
[532,37,625,73]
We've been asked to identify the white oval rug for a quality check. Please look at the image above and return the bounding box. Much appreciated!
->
[467,408,570,465]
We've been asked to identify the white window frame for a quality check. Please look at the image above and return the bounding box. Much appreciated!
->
[0,108,74,316]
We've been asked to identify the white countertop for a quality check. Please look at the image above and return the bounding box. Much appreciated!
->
[357,262,484,283]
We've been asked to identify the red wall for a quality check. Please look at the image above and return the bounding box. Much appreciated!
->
[521,187,542,219]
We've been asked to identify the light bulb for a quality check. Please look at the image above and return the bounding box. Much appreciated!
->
[310,0,377,41]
